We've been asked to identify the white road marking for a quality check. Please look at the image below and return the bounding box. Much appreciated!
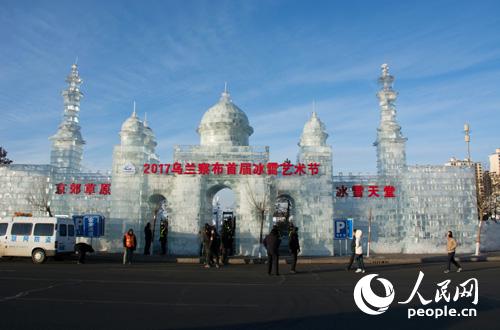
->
[0,276,356,288]
[0,281,79,302]
[17,297,260,308]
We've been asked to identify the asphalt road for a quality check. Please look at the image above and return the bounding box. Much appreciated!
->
[0,258,499,330]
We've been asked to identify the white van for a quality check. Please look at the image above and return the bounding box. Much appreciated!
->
[0,217,76,264]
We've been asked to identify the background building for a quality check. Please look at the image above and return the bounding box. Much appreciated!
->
[489,149,500,175]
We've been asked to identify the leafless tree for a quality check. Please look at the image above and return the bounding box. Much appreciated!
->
[26,179,53,217]
[484,173,500,220]
[245,178,271,245]
[0,146,12,165]
[475,172,500,255]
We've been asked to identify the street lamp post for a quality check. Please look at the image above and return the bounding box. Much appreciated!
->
[465,123,483,256]
[464,123,471,165]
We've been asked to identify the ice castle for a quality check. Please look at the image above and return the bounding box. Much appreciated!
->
[0,63,491,255]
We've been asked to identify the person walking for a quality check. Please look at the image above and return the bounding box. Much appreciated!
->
[159,220,168,255]
[227,217,235,256]
[354,229,365,273]
[444,231,462,273]
[123,228,137,265]
[75,242,94,264]
[202,223,212,268]
[220,220,231,265]
[264,225,281,276]
[198,229,204,257]
[288,226,300,274]
[209,226,221,269]
[346,229,358,271]
[144,222,152,255]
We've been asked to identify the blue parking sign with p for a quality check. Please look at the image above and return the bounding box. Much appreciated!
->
[334,219,353,240]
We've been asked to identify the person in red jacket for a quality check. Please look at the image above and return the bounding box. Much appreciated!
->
[123,228,137,265]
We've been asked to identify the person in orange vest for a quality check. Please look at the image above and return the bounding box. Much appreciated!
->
[123,228,137,265]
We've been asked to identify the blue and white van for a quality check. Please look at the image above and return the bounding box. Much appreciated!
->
[0,216,76,263]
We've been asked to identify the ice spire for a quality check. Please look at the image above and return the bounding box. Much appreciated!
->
[142,112,157,157]
[374,64,407,176]
[61,63,84,125]
[377,64,401,127]
[220,82,231,102]
[49,62,85,172]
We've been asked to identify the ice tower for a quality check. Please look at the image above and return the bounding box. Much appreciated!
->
[298,111,332,177]
[197,87,254,146]
[374,64,407,176]
[49,63,85,172]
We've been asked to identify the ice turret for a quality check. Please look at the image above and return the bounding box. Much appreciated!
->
[297,110,332,177]
[49,63,85,172]
[120,103,145,147]
[299,111,329,147]
[373,64,407,176]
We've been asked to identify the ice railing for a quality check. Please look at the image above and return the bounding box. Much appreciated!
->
[174,145,269,154]
[1,164,53,173]
[333,173,378,182]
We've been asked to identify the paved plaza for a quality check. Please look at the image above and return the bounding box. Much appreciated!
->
[0,258,499,329]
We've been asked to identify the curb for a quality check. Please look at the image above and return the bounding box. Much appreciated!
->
[84,253,500,265]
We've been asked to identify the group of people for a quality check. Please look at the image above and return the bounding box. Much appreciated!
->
[120,222,463,274]
[198,221,301,275]
[263,225,365,275]
[200,219,234,268]
[263,224,301,275]
[143,220,168,256]
[344,229,462,273]
[121,219,169,265]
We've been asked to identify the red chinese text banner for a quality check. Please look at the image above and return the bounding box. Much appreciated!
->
[55,183,111,195]
[143,162,321,176]
[335,185,396,198]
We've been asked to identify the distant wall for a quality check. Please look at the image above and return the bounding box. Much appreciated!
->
[332,165,487,254]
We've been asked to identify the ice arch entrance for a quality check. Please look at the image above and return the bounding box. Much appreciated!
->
[203,185,237,255]
[273,194,295,255]
[148,194,167,253]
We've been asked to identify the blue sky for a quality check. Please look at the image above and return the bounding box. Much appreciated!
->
[1,0,499,174]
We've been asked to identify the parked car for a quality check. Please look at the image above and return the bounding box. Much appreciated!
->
[0,216,76,264]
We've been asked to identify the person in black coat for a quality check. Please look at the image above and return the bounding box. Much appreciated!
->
[220,220,232,265]
[288,226,300,273]
[209,227,221,269]
[264,226,281,276]
[75,242,94,264]
[144,222,152,255]
[159,220,168,255]
[202,223,212,268]
[346,229,357,271]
